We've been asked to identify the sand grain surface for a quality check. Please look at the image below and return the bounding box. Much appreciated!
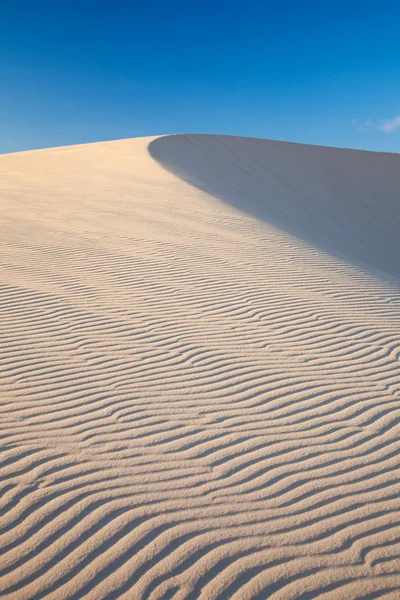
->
[1,135,400,599]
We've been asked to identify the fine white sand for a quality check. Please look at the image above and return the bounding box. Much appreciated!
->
[1,134,400,599]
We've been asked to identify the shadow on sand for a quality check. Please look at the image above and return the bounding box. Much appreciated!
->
[149,134,400,286]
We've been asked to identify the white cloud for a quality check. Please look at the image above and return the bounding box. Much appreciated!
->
[352,114,400,134]
[378,115,400,133]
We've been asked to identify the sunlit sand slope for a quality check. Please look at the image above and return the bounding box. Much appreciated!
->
[1,135,400,599]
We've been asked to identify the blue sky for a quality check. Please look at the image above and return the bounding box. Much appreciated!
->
[1,1,400,153]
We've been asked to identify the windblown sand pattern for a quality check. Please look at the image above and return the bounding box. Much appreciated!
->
[1,135,400,599]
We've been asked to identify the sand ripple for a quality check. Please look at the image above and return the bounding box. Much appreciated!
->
[1,136,400,598]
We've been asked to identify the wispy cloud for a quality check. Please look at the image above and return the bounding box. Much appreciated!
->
[377,115,400,133]
[352,114,400,134]
[351,118,372,132]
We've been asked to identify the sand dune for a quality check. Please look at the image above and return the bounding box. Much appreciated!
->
[1,134,400,599]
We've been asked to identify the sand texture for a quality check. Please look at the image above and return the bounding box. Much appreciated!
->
[1,134,400,599]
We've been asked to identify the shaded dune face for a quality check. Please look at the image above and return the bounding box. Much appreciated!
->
[149,134,400,282]
[1,135,400,599]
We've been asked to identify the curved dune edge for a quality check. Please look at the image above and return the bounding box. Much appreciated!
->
[0,135,400,599]
[149,134,400,284]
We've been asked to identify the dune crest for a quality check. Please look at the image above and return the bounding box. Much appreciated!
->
[149,134,400,282]
[1,135,400,599]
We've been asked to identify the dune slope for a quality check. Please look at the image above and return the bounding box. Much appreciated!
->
[1,135,400,599]
[149,135,400,281]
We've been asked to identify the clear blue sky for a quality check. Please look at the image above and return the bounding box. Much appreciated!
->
[1,1,400,153]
